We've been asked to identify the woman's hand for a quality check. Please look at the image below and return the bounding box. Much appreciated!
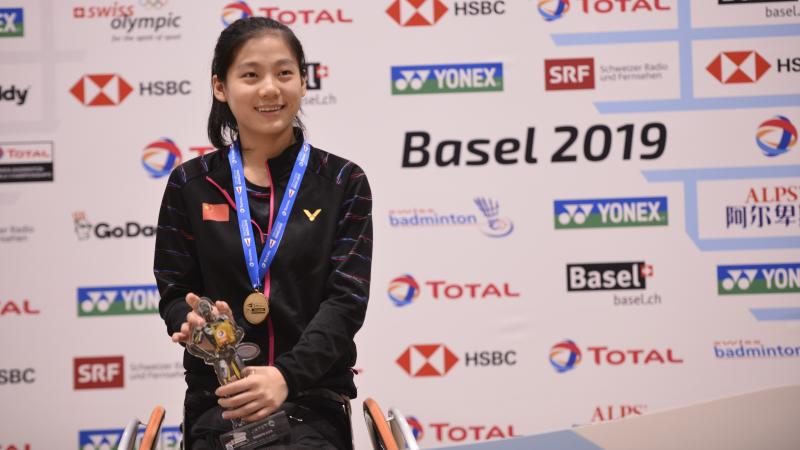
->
[216,366,289,422]
[170,292,233,345]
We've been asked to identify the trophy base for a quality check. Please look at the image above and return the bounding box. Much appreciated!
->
[219,410,291,450]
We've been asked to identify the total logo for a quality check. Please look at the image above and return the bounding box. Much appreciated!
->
[142,138,213,178]
[221,1,353,27]
[717,263,800,295]
[388,197,513,238]
[0,368,35,385]
[79,425,182,450]
[554,196,668,229]
[0,299,40,316]
[386,0,505,27]
[70,73,191,107]
[756,115,796,157]
[73,211,156,240]
[391,62,503,95]
[396,344,516,377]
[591,404,647,422]
[537,0,671,21]
[549,339,683,373]
[387,274,519,307]
[74,356,124,389]
[78,285,159,317]
[404,416,518,443]
[0,7,24,37]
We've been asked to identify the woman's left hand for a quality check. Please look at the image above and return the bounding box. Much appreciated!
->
[216,366,288,422]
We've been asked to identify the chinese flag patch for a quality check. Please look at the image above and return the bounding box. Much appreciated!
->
[202,203,229,222]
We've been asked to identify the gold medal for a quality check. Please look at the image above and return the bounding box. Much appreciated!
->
[243,291,269,325]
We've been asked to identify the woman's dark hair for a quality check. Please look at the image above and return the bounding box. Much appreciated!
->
[207,17,307,149]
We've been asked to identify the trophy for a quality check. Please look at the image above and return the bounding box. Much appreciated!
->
[187,297,290,449]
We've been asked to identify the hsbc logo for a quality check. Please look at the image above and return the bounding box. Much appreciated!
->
[74,356,124,389]
[545,58,595,90]
[706,51,771,84]
[70,73,191,107]
[396,344,516,377]
[386,0,504,27]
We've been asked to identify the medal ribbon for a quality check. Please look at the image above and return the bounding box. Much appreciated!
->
[228,139,310,292]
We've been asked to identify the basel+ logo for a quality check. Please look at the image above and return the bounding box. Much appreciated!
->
[70,73,133,106]
[387,0,448,26]
[537,0,570,21]
[549,339,581,373]
[396,344,459,377]
[706,51,771,84]
[388,274,420,307]
[222,1,253,26]
[142,138,182,178]
[717,263,800,295]
[756,115,797,157]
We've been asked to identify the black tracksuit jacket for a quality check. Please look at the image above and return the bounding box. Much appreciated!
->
[153,136,372,406]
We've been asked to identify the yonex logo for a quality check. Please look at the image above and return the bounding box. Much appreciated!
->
[77,285,159,316]
[79,425,182,450]
[555,197,668,229]
[396,344,459,377]
[717,263,800,295]
[391,63,503,95]
[0,8,24,37]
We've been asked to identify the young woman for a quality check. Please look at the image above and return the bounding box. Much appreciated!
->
[154,17,372,449]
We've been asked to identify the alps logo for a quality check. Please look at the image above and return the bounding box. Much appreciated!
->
[74,356,124,389]
[706,51,771,84]
[555,196,668,229]
[79,425,182,450]
[0,299,40,316]
[222,1,352,27]
[73,211,156,240]
[388,274,519,307]
[77,285,159,316]
[537,0,670,21]
[391,62,503,95]
[397,344,459,377]
[544,58,595,90]
[0,8,23,37]
[550,339,683,373]
[717,263,800,295]
[591,405,647,422]
[567,262,653,291]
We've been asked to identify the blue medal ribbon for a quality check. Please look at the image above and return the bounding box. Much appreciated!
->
[228,139,310,292]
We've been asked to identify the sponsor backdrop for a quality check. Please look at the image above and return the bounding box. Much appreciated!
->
[1,0,799,448]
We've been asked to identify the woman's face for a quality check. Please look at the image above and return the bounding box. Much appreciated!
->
[213,33,306,146]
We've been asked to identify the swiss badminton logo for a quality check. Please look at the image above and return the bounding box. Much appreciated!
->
[222,1,253,26]
[550,339,581,373]
[537,0,570,21]
[388,274,420,307]
[142,138,182,178]
[756,116,797,157]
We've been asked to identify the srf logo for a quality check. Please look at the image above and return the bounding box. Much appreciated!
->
[74,356,124,389]
[388,274,420,307]
[387,0,448,26]
[544,58,595,91]
[550,340,581,373]
[396,344,459,377]
[70,74,133,106]
[706,51,771,84]
[717,263,800,295]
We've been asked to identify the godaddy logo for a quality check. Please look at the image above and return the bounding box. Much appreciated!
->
[77,285,159,316]
[717,263,800,295]
[391,63,503,95]
[555,197,668,229]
